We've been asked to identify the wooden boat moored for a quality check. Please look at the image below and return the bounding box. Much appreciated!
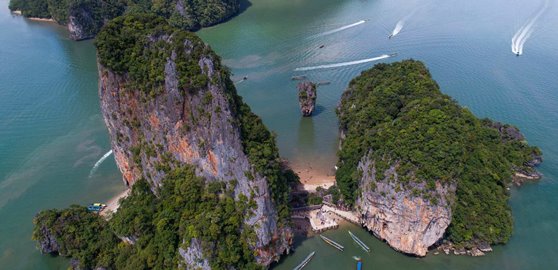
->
[293,251,316,270]
[320,235,344,251]
[348,231,370,252]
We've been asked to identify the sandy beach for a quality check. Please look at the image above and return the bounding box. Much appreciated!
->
[292,163,336,191]
[27,17,55,22]
[100,189,130,217]
[11,10,55,22]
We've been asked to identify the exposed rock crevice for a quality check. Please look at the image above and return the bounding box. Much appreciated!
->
[336,60,542,257]
[355,153,454,256]
[96,15,291,267]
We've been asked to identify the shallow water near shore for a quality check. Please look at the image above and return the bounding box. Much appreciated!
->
[1,0,558,269]
[0,1,125,268]
[203,0,558,268]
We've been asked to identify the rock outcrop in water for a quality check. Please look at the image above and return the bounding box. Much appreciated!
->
[297,81,317,116]
[97,14,292,267]
[32,14,293,269]
[486,120,543,185]
[9,0,241,40]
[336,60,542,256]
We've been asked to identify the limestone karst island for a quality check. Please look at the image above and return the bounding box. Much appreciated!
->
[1,0,556,269]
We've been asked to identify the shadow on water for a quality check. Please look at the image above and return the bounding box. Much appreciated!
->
[312,104,326,116]
[239,0,253,14]
[269,233,314,269]
[213,0,253,26]
[298,117,316,150]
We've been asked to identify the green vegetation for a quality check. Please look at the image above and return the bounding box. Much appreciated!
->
[233,94,296,221]
[297,82,317,104]
[307,193,323,205]
[95,13,211,93]
[310,186,341,205]
[9,0,49,17]
[47,0,125,24]
[9,0,125,38]
[32,206,120,269]
[336,60,541,247]
[9,0,240,37]
[96,13,294,222]
[34,167,263,269]
[33,13,294,268]
[148,0,240,30]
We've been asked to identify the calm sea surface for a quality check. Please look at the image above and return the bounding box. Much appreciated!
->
[1,0,557,269]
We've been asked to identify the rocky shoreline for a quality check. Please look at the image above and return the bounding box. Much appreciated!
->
[11,10,55,22]
[434,241,493,257]
[9,0,243,40]
[513,172,542,186]
[333,60,544,258]
[287,197,495,258]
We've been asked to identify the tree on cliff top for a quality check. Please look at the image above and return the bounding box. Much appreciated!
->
[336,59,541,247]
[9,0,241,37]
[34,168,263,269]
[95,12,294,221]
[33,13,295,269]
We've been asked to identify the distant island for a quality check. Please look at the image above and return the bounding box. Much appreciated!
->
[9,0,241,40]
[336,60,542,256]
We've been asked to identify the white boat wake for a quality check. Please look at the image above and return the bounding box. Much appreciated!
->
[511,0,548,56]
[390,20,405,38]
[314,20,367,37]
[89,150,113,177]
[294,54,393,71]
[389,9,418,39]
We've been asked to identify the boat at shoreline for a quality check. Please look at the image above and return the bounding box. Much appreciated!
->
[293,251,316,270]
[87,203,106,213]
[348,231,370,252]
[320,235,344,251]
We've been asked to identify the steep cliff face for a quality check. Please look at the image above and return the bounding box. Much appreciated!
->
[34,220,61,255]
[99,50,253,188]
[96,14,291,267]
[66,3,115,40]
[336,60,542,256]
[355,153,454,256]
[9,0,241,40]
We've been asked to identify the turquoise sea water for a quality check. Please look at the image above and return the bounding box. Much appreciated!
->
[0,0,125,268]
[1,0,558,269]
